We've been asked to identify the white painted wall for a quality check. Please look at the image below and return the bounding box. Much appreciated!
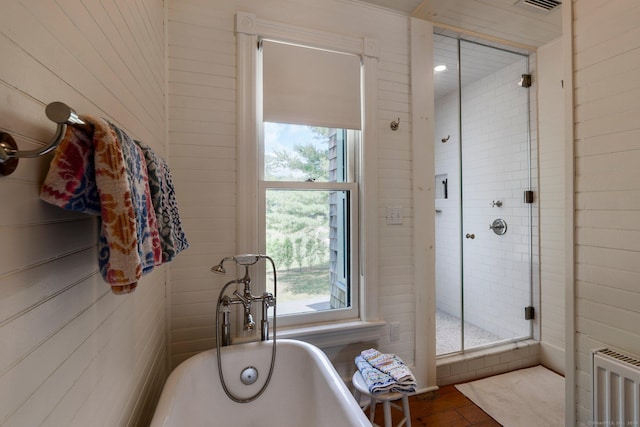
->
[572,1,640,424]
[167,0,417,379]
[0,1,167,426]
[537,37,566,375]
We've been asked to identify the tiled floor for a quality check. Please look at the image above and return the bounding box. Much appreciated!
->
[367,384,501,426]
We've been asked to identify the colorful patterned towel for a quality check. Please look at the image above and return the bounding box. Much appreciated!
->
[40,115,141,294]
[40,124,101,215]
[360,348,416,393]
[135,141,189,262]
[109,124,162,275]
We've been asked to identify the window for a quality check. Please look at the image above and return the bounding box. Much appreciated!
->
[259,40,362,325]
[235,12,380,331]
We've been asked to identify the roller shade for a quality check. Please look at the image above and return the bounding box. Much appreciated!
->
[262,40,362,130]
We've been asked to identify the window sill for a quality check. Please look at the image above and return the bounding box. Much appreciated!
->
[276,320,387,348]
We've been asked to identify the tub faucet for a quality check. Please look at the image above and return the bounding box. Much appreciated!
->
[261,292,275,341]
[219,296,232,347]
[211,255,277,346]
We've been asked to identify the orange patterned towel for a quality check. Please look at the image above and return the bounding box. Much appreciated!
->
[109,124,162,277]
[41,115,141,293]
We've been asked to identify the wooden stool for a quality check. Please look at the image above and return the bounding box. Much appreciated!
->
[352,371,412,427]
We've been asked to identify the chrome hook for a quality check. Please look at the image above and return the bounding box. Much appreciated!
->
[0,102,92,176]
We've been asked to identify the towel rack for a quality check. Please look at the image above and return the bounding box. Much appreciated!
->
[0,102,92,176]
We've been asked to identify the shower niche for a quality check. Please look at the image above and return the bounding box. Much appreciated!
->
[435,174,448,200]
[433,34,537,356]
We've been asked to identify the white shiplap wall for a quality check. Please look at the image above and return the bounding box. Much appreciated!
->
[573,1,640,424]
[167,0,415,373]
[0,1,167,426]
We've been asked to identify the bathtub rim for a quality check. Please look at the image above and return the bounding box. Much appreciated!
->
[151,338,371,427]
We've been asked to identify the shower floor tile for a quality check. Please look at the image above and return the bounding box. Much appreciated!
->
[436,310,501,355]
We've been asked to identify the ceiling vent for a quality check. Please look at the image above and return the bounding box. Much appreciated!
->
[514,0,561,14]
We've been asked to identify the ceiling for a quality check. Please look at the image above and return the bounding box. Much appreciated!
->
[432,33,529,99]
[355,0,563,99]
[358,0,562,50]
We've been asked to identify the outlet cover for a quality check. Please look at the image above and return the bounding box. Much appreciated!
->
[390,322,401,341]
[387,206,403,225]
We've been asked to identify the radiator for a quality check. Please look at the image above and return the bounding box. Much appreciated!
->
[592,348,640,426]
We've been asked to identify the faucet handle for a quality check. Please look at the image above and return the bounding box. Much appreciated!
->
[262,292,275,306]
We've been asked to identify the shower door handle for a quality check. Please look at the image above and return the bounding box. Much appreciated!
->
[465,233,475,239]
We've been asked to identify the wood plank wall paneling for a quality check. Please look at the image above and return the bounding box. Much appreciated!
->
[0,1,167,426]
[167,0,415,369]
[573,1,640,424]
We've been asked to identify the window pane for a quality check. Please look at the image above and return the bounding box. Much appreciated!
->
[265,189,350,315]
[264,123,348,182]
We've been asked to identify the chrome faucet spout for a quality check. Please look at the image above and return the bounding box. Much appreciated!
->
[243,309,256,331]
[232,290,257,331]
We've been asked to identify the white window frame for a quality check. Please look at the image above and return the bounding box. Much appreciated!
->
[259,128,360,326]
[235,12,381,333]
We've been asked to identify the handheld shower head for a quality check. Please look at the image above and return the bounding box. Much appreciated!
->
[211,262,227,274]
[210,254,265,275]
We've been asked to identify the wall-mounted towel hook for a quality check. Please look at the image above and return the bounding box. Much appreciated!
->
[0,102,92,176]
[390,118,400,131]
[441,135,450,143]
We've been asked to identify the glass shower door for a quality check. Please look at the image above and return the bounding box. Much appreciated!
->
[434,34,463,355]
[460,40,532,350]
[434,36,534,356]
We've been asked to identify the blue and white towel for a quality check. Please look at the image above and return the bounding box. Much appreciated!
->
[135,141,189,262]
[355,349,416,395]
[355,355,399,395]
[361,348,416,388]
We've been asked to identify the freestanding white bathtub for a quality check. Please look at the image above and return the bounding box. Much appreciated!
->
[150,339,372,427]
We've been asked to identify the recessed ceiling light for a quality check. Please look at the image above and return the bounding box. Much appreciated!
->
[434,64,447,72]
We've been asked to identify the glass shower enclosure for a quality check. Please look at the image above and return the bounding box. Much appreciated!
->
[434,35,536,356]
